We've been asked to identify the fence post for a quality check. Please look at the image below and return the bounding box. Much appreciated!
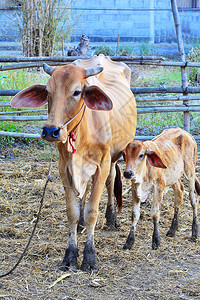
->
[171,0,190,132]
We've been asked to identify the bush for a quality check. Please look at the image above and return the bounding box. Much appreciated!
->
[187,46,200,85]
[139,42,154,56]
[118,45,135,56]
[95,45,115,56]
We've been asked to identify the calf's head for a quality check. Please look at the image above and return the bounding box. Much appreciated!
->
[11,63,113,143]
[123,140,167,180]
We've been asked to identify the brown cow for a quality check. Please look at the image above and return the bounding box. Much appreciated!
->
[11,55,137,271]
[123,128,200,250]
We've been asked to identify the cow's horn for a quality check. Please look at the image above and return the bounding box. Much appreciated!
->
[43,63,54,75]
[86,67,103,78]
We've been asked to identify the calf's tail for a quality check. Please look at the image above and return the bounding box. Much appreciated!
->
[195,176,200,195]
[114,163,123,211]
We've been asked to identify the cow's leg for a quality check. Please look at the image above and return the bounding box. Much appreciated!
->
[151,182,165,250]
[166,179,184,237]
[59,164,79,270]
[123,183,140,249]
[81,154,110,272]
[105,162,120,228]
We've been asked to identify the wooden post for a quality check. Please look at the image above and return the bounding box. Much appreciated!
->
[171,0,190,132]
[116,34,120,56]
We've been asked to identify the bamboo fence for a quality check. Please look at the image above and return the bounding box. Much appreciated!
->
[0,54,200,139]
[0,1,200,140]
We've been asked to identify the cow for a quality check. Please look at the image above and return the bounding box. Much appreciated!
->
[11,54,137,271]
[123,128,200,250]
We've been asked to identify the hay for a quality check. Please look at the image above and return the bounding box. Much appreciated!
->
[0,150,200,299]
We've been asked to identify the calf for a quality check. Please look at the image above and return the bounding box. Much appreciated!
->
[123,128,200,250]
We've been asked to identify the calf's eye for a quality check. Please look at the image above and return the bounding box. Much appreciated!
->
[139,154,144,159]
[72,90,81,97]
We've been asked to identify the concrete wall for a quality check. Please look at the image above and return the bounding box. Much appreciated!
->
[0,0,200,45]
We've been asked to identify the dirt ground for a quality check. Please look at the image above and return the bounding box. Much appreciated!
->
[0,146,200,300]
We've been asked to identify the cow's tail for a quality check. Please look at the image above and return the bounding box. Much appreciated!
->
[195,175,200,195]
[114,163,123,212]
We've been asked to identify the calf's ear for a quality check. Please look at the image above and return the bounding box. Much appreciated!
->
[146,149,167,169]
[83,85,113,111]
[11,85,48,108]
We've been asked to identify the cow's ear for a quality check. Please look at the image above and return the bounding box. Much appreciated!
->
[146,149,167,169]
[11,85,48,108]
[83,85,113,111]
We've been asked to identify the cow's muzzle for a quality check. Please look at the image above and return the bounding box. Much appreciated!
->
[124,170,134,179]
[42,126,61,141]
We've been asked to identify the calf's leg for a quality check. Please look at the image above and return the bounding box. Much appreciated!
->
[166,179,184,237]
[151,182,165,249]
[123,183,140,249]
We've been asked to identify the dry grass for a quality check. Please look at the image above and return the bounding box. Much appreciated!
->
[0,148,200,299]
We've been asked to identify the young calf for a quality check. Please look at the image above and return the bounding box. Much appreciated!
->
[123,128,200,250]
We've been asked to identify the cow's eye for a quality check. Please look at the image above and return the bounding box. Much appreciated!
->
[139,154,144,159]
[72,90,81,97]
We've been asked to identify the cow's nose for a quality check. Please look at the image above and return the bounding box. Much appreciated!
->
[124,170,133,179]
[42,126,61,139]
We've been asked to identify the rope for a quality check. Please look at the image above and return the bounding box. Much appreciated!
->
[0,145,54,278]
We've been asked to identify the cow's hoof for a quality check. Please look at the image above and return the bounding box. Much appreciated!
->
[59,245,78,271]
[105,204,120,229]
[123,228,135,250]
[152,232,160,250]
[81,241,98,273]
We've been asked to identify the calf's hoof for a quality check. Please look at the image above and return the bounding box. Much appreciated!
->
[152,232,160,250]
[192,218,198,240]
[81,241,98,273]
[166,228,176,237]
[59,245,78,271]
[166,217,178,237]
[105,204,120,229]
[123,228,135,250]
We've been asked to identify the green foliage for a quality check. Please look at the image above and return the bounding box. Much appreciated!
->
[95,45,115,56]
[118,45,135,56]
[135,66,182,87]
[187,46,200,85]
[0,69,48,150]
[139,42,154,56]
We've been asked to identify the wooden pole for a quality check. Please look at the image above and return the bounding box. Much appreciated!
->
[0,115,47,121]
[0,131,40,139]
[62,38,65,56]
[116,34,120,56]
[135,95,200,102]
[0,55,165,63]
[2,60,200,72]
[131,86,200,94]
[171,0,190,132]
[2,86,200,97]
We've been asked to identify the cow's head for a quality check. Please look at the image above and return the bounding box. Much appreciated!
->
[123,140,167,180]
[11,63,113,143]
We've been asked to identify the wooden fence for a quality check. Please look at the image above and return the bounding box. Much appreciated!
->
[0,0,199,141]
[0,54,200,140]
